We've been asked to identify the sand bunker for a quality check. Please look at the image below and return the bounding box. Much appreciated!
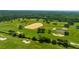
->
[62,28,68,30]
[52,33,64,37]
[22,40,31,44]
[0,37,7,40]
[70,42,79,46]
[52,28,56,30]
[24,23,43,29]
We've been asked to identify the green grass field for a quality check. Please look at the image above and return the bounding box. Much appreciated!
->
[0,18,79,49]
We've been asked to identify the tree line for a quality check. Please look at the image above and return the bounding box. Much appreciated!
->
[0,13,79,23]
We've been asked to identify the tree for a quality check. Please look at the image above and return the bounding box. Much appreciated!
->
[64,24,69,28]
[37,28,45,33]
[18,24,24,29]
[57,39,64,45]
[36,17,40,21]
[8,30,17,36]
[44,38,51,43]
[39,37,51,43]
[68,21,74,25]
[53,22,57,25]
[18,33,26,38]
[52,40,57,45]
[46,21,50,24]
[64,31,69,36]
[56,39,70,48]
[76,26,79,29]
[48,30,51,34]
[32,37,37,41]
[8,30,15,35]
[62,40,70,48]
[12,32,17,37]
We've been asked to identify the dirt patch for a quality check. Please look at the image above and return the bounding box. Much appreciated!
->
[24,23,43,29]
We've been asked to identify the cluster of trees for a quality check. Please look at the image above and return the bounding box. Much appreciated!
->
[56,39,70,48]
[64,21,74,28]
[32,36,70,48]
[37,28,45,33]
[8,30,26,38]
[37,28,52,34]
[38,37,51,43]
[68,21,74,25]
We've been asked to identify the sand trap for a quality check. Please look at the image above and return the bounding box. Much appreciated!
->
[0,37,7,40]
[70,42,79,46]
[22,40,31,44]
[52,33,64,37]
[52,28,56,30]
[24,23,43,29]
[62,28,68,30]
